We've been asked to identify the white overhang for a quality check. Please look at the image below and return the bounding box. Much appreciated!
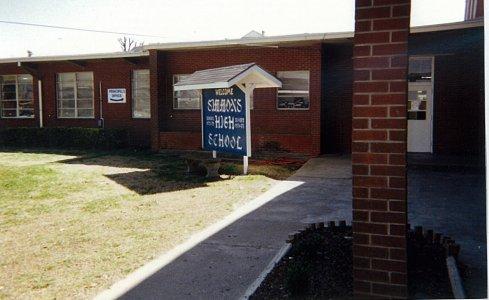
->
[0,50,149,64]
[173,63,282,91]
[0,20,483,64]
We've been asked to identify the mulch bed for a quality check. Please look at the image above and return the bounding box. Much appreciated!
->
[251,223,353,299]
[407,226,455,299]
[251,223,457,299]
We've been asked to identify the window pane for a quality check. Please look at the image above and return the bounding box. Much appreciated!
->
[409,58,432,82]
[77,86,93,98]
[59,100,76,109]
[19,100,33,109]
[59,109,76,118]
[0,74,34,118]
[173,74,200,109]
[18,84,33,100]
[277,71,310,109]
[77,109,93,118]
[278,96,310,109]
[57,72,93,119]
[132,70,150,118]
[278,71,309,91]
[77,99,93,109]
[176,98,200,109]
[76,72,93,82]
[58,85,75,99]
[1,100,17,109]
[1,109,17,118]
[18,75,32,84]
[2,84,16,100]
[1,75,16,84]
[58,73,75,82]
[19,109,34,118]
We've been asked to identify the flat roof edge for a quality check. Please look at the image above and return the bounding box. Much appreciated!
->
[143,31,354,51]
[0,20,483,64]
[0,50,149,64]
[410,19,484,33]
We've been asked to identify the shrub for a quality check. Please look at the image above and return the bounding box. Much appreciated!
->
[261,141,282,151]
[0,127,128,150]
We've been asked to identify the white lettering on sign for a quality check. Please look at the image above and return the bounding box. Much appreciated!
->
[207,133,243,150]
[108,88,127,103]
[215,88,234,96]
[207,98,243,113]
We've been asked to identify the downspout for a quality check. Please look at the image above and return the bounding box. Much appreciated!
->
[99,81,104,128]
[38,80,43,128]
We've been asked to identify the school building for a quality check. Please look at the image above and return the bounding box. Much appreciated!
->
[0,0,485,297]
[0,18,483,157]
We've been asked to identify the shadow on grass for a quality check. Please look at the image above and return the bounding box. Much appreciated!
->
[0,147,297,196]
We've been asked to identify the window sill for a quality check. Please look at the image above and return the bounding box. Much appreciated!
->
[276,108,310,111]
[0,116,35,119]
[57,117,95,119]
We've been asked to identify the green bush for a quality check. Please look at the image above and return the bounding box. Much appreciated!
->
[0,127,128,150]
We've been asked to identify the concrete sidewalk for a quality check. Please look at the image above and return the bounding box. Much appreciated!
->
[109,156,352,300]
[408,166,487,299]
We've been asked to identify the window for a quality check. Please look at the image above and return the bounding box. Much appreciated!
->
[57,72,94,118]
[173,74,201,109]
[0,74,34,118]
[408,57,433,82]
[132,70,150,118]
[277,71,310,110]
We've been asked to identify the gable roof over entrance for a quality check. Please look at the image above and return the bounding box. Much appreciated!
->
[173,63,282,91]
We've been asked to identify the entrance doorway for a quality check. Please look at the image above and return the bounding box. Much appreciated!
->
[408,57,434,153]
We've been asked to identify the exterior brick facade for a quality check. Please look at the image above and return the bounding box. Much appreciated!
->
[0,57,151,147]
[156,45,323,156]
[352,0,410,298]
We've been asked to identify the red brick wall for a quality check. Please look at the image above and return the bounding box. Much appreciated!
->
[157,45,322,156]
[0,57,151,147]
[353,0,410,298]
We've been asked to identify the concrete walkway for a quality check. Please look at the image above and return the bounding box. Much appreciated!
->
[105,156,352,300]
[408,165,487,299]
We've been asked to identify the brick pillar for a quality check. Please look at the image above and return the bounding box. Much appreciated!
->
[149,49,161,152]
[352,0,410,298]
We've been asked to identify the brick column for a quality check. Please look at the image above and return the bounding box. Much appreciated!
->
[149,49,161,152]
[352,0,410,298]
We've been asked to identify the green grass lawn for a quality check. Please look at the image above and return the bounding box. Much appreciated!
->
[0,149,297,299]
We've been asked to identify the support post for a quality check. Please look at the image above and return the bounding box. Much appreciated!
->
[243,156,249,175]
[352,0,410,298]
[37,80,43,128]
[149,49,162,152]
[212,150,216,158]
[243,84,253,175]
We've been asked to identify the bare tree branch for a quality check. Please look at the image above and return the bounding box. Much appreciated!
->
[118,36,143,52]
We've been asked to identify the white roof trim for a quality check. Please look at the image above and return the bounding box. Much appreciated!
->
[144,31,353,51]
[174,64,282,91]
[145,20,483,51]
[410,19,483,33]
[0,50,149,64]
[0,20,483,64]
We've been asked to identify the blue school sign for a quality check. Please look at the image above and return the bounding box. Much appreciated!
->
[202,85,248,156]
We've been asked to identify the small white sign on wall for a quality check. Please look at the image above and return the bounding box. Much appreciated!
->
[108,88,126,103]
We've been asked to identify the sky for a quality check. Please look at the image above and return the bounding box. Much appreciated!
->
[0,0,467,58]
